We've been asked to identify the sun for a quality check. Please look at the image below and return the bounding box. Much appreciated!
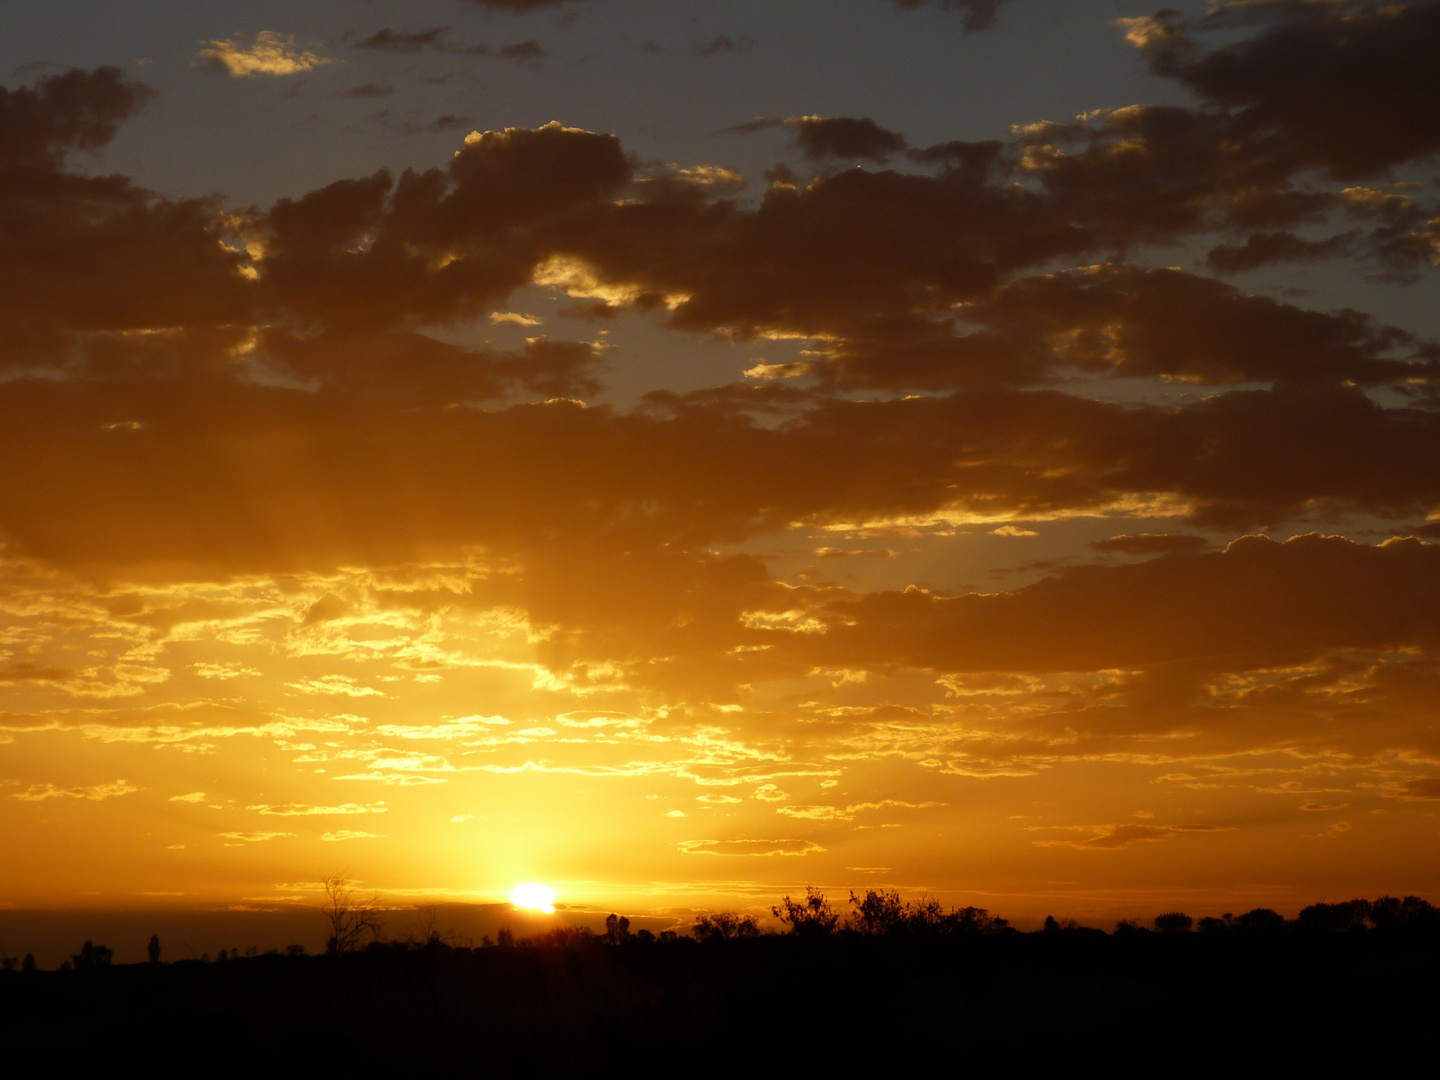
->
[509,883,556,913]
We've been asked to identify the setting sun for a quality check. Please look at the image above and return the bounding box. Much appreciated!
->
[510,884,556,913]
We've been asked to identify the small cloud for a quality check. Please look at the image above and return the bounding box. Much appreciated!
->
[667,809,687,818]
[0,661,72,683]
[752,784,788,802]
[248,802,387,816]
[490,311,543,327]
[321,830,386,841]
[695,34,753,58]
[338,82,395,99]
[1308,821,1353,840]
[1091,533,1208,556]
[355,27,449,52]
[401,114,473,136]
[450,814,474,823]
[991,525,1039,538]
[745,361,811,380]
[697,794,742,804]
[678,838,826,857]
[1034,823,1231,850]
[13,780,137,802]
[461,40,549,61]
[169,792,208,803]
[499,40,547,60]
[219,831,295,843]
[1300,802,1350,812]
[196,31,331,77]
[1395,777,1440,800]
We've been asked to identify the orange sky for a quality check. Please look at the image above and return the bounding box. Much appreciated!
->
[3,0,1440,931]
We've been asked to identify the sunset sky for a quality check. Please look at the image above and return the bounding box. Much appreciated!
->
[4,0,1440,934]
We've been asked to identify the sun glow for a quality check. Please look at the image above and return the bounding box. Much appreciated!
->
[510,883,556,913]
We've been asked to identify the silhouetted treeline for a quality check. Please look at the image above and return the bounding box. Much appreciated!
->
[2,892,1435,1070]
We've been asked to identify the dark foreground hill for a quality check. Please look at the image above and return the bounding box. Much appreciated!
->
[2,924,1436,1072]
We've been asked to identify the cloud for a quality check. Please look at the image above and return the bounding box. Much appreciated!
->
[169,792,207,803]
[1035,823,1231,850]
[11,780,137,801]
[678,838,826,857]
[355,28,449,53]
[0,66,155,169]
[1396,777,1440,800]
[0,661,72,682]
[465,0,583,9]
[695,35,753,58]
[338,83,395,99]
[219,830,295,842]
[195,32,332,77]
[248,802,388,816]
[888,1,1011,31]
[789,116,908,162]
[1091,534,1209,556]
[320,830,386,841]
[1128,1,1440,179]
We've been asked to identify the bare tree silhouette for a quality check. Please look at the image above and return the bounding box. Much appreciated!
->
[322,871,385,955]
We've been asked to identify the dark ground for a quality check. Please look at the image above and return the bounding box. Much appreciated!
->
[2,927,1434,1072]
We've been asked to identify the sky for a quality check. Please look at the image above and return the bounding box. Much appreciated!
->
[3,0,1440,943]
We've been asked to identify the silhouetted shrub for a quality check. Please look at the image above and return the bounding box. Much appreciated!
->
[1235,908,1285,932]
[21,953,36,973]
[1153,913,1193,934]
[71,941,114,970]
[693,911,761,942]
[1298,901,1370,932]
[147,935,161,963]
[773,886,840,937]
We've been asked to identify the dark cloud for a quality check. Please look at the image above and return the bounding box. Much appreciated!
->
[354,28,449,52]
[1091,534,1209,556]
[465,0,584,9]
[0,65,154,169]
[695,35,753,58]
[1206,230,1356,273]
[789,534,1440,677]
[338,82,396,99]
[1398,777,1440,799]
[1129,1,1440,178]
[789,116,908,162]
[887,0,1010,32]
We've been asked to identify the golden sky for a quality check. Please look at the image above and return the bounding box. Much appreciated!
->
[3,0,1440,928]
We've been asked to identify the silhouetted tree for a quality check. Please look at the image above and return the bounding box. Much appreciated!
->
[1153,912,1193,934]
[693,912,761,942]
[1235,908,1284,932]
[850,889,907,935]
[147,935,161,964]
[286,943,307,957]
[1113,919,1146,934]
[604,913,631,944]
[322,871,385,955]
[22,953,36,973]
[773,886,839,937]
[1298,900,1369,933]
[71,940,114,969]
[848,890,1009,936]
